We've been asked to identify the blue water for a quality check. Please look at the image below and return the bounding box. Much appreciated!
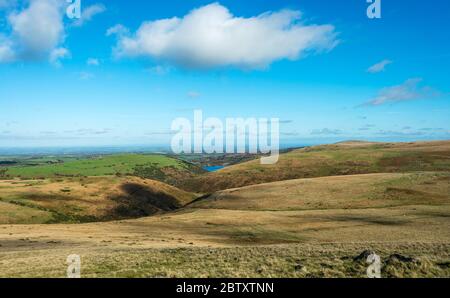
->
[203,165,225,172]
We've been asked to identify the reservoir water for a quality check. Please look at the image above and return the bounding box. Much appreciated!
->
[203,165,225,172]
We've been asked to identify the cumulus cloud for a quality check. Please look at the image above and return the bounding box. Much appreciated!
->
[111,3,338,70]
[0,0,71,64]
[367,59,392,73]
[72,3,106,27]
[8,0,64,60]
[364,78,440,106]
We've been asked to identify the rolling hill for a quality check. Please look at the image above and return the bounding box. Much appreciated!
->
[180,140,450,193]
[1,171,449,277]
[1,153,204,185]
[0,176,196,224]
[1,140,450,277]
[188,172,450,211]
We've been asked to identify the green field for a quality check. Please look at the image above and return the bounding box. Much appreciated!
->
[3,154,186,178]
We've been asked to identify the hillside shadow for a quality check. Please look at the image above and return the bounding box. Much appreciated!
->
[325,214,410,226]
[108,183,182,219]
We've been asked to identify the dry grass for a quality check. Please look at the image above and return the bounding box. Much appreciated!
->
[0,176,196,224]
[1,141,449,277]
[189,172,450,211]
[1,178,449,277]
[1,242,448,278]
[180,140,450,193]
[1,202,449,277]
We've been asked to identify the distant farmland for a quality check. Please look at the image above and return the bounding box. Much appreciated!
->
[4,154,187,178]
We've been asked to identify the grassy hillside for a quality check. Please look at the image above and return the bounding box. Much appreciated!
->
[189,172,450,211]
[180,140,450,193]
[1,141,449,277]
[1,154,204,184]
[1,171,449,277]
[0,176,196,224]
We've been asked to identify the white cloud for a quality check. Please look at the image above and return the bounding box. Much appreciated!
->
[112,3,338,70]
[1,0,69,64]
[367,59,392,73]
[365,78,439,106]
[106,24,129,36]
[49,47,70,66]
[72,3,106,27]
[8,0,64,61]
[87,58,100,66]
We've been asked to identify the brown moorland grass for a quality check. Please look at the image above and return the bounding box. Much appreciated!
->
[188,172,450,211]
[0,171,449,277]
[1,141,449,277]
[180,140,450,193]
[0,176,196,224]
[1,204,449,277]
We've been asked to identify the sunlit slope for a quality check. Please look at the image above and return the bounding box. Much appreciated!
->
[0,176,196,224]
[1,170,449,277]
[189,172,450,211]
[181,140,450,193]
[2,154,204,186]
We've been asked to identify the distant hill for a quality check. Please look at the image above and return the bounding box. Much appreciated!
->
[180,140,450,193]
[2,154,204,184]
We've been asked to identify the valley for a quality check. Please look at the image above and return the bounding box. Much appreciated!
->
[0,140,449,277]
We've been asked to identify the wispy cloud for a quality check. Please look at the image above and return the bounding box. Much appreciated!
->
[106,24,129,37]
[187,91,201,98]
[87,58,100,66]
[72,4,106,27]
[375,130,427,136]
[367,59,392,73]
[311,128,343,135]
[65,128,112,135]
[358,124,376,131]
[363,78,440,106]
[280,131,300,136]
[49,47,71,67]
[145,130,175,136]
[145,65,171,75]
[374,127,449,137]
[78,72,95,80]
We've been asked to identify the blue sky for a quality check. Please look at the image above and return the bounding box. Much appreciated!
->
[0,0,449,148]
